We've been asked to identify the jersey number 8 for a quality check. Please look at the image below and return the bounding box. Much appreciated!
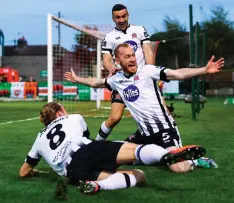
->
[46,124,65,150]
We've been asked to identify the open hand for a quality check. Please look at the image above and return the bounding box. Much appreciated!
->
[206,56,224,74]
[64,68,77,83]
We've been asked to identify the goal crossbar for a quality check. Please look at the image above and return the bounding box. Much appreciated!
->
[47,14,103,110]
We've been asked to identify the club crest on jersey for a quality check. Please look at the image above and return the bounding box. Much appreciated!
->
[115,94,121,99]
[123,85,139,102]
[134,75,139,81]
[124,40,138,52]
[132,33,137,38]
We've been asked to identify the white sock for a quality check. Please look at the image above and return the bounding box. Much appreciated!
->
[96,121,112,141]
[96,173,137,190]
[135,144,168,165]
[188,160,198,167]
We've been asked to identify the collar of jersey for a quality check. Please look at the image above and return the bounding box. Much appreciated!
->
[115,24,131,33]
[123,72,134,79]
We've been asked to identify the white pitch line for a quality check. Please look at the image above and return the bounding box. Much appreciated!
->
[0,117,39,125]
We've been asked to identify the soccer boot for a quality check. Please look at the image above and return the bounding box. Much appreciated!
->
[197,157,218,169]
[161,145,206,166]
[78,180,100,194]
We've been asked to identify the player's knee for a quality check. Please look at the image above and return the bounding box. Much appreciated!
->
[132,169,146,185]
[169,162,190,173]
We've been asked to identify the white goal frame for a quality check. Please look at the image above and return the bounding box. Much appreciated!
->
[47,14,103,109]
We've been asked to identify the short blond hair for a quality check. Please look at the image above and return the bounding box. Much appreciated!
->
[39,102,61,126]
[114,43,131,58]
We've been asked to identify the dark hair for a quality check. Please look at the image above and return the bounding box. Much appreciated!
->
[112,4,127,13]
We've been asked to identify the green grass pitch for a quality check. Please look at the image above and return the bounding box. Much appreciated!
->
[0,98,234,203]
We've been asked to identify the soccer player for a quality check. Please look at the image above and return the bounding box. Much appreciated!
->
[19,102,205,194]
[97,4,154,141]
[64,43,224,172]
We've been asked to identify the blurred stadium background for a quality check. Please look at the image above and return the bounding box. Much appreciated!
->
[0,3,234,203]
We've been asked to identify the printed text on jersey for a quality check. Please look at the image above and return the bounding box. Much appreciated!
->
[123,85,139,102]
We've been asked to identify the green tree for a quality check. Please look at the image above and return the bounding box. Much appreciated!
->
[150,16,189,68]
[201,6,234,61]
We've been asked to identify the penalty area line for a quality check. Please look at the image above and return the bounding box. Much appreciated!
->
[0,117,39,125]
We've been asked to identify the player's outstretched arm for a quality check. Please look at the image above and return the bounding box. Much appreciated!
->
[166,56,224,80]
[64,68,106,88]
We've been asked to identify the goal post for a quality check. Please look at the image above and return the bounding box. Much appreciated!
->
[47,14,53,103]
[46,14,111,116]
[96,38,102,109]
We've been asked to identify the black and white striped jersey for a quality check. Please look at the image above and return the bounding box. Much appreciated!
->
[102,24,151,67]
[25,114,91,176]
[105,65,175,136]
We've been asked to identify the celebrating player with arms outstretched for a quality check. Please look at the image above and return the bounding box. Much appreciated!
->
[96,4,154,141]
[65,43,224,173]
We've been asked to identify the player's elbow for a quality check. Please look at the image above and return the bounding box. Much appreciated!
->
[19,168,30,178]
[167,70,184,80]
[170,73,185,81]
[177,75,185,80]
[173,70,192,80]
[89,79,100,88]
[19,170,27,178]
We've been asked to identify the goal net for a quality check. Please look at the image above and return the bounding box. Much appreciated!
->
[45,14,114,117]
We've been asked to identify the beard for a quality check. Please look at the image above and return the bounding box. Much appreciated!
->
[120,62,137,75]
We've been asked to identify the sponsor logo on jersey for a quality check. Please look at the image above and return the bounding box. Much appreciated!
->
[123,85,139,102]
[124,40,138,52]
[52,140,71,163]
[119,79,129,83]
[115,94,121,100]
[128,134,135,140]
[132,33,137,38]
[115,36,121,40]
[134,75,139,81]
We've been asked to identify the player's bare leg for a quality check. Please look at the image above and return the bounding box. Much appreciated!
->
[116,143,206,166]
[96,102,125,141]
